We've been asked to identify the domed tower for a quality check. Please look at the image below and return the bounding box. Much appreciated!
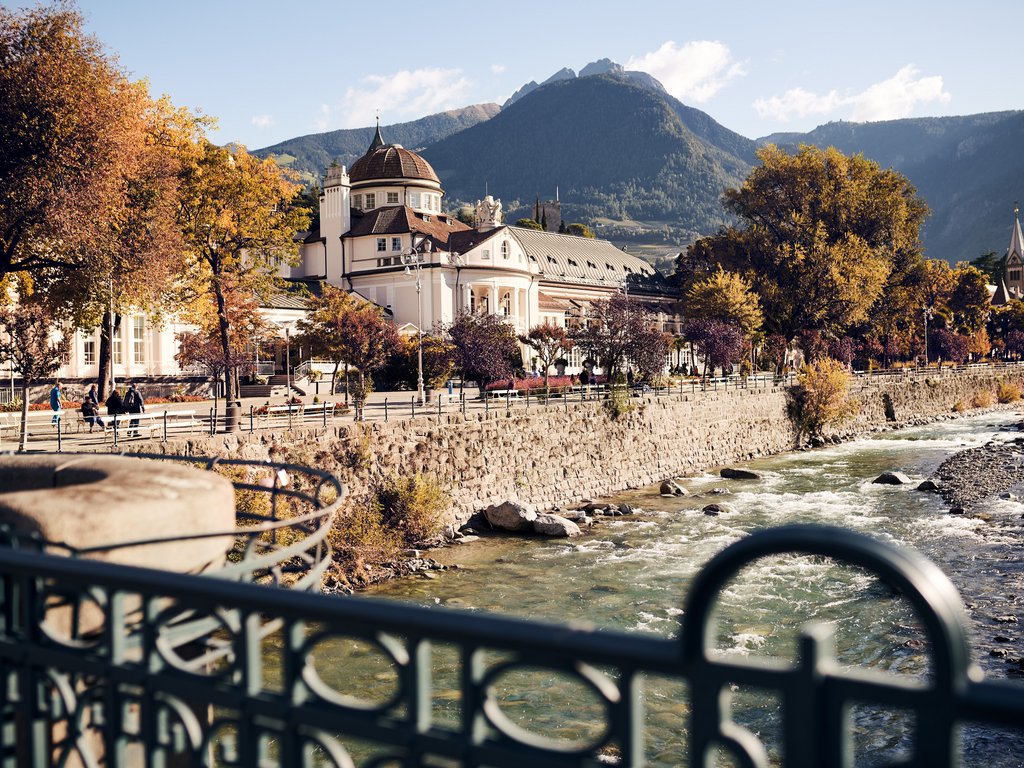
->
[348,122,444,216]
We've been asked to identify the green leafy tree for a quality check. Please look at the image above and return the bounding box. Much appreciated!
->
[520,322,573,396]
[0,301,71,451]
[565,223,595,238]
[515,218,543,231]
[969,251,1005,285]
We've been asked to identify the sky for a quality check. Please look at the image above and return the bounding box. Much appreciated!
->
[57,0,1022,150]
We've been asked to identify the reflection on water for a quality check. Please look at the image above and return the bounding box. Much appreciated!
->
[361,413,1024,766]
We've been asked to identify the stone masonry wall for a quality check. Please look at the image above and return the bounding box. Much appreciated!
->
[143,368,1024,522]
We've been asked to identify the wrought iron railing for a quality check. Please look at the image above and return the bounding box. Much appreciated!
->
[1,522,1022,766]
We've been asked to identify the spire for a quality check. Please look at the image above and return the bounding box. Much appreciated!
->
[1010,202,1024,260]
[368,116,384,152]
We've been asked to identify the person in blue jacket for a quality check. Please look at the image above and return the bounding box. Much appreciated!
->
[49,381,62,425]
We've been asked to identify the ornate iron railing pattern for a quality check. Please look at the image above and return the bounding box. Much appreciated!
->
[0,524,1022,766]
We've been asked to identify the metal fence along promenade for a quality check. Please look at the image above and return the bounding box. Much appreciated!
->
[1,516,1022,767]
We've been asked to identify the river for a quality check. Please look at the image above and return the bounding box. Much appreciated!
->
[361,412,1024,766]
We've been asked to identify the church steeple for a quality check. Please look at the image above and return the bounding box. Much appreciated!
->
[368,117,385,152]
[1010,202,1024,261]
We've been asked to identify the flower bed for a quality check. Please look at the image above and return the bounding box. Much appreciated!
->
[484,376,578,395]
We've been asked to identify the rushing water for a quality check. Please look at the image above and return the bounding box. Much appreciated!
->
[358,413,1024,766]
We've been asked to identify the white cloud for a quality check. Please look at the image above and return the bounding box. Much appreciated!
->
[250,114,273,128]
[312,104,331,132]
[490,63,507,75]
[626,40,745,103]
[338,67,472,128]
[754,65,951,123]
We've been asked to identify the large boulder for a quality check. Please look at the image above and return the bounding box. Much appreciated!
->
[484,501,537,531]
[533,514,582,537]
[873,471,913,485]
[703,503,730,516]
[720,468,761,480]
[660,479,688,496]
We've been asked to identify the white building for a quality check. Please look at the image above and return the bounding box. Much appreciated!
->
[289,125,679,368]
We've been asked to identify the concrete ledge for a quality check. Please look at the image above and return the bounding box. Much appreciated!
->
[0,455,235,572]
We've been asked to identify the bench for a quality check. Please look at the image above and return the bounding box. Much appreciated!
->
[105,410,200,439]
[300,402,336,422]
[487,389,519,400]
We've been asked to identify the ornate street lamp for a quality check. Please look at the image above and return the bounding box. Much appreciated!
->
[922,305,934,365]
[402,239,433,404]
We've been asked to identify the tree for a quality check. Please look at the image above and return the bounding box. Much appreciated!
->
[1,5,148,281]
[565,223,595,238]
[447,312,520,394]
[932,328,969,368]
[684,268,763,338]
[683,145,928,339]
[0,301,71,451]
[949,263,991,334]
[969,251,1005,285]
[295,286,363,394]
[515,218,543,231]
[177,141,309,403]
[520,323,573,397]
[334,303,401,419]
[573,293,664,384]
[683,318,745,378]
[794,357,859,441]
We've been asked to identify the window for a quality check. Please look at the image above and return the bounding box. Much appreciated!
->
[567,258,578,267]
[433,194,440,210]
[376,257,394,267]
[377,238,387,252]
[353,194,362,209]
[501,241,509,259]
[469,293,476,313]
[587,261,596,269]
[501,291,511,316]
[423,215,431,223]
[1012,270,1022,282]
[409,192,421,208]
[482,249,491,259]
[391,237,402,251]
[112,324,123,365]
[365,193,376,209]
[83,338,96,366]
[133,317,145,364]
[387,191,399,204]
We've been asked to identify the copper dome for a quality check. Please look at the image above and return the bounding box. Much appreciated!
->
[349,144,440,185]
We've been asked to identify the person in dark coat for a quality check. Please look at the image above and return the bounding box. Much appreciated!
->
[80,398,104,431]
[105,388,126,433]
[87,384,100,408]
[123,383,145,437]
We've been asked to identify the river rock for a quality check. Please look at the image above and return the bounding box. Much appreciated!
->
[559,509,588,522]
[484,501,537,531]
[872,471,913,485]
[533,514,582,537]
[721,468,761,480]
[916,480,940,492]
[949,505,965,515]
[660,479,688,496]
[703,503,729,516]
[617,503,635,515]
[999,492,1020,501]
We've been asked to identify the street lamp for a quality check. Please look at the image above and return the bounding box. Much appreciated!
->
[922,305,934,366]
[402,239,432,404]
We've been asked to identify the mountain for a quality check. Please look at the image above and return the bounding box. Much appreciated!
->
[760,111,1024,261]
[252,104,500,183]
[503,58,665,108]
[425,73,756,240]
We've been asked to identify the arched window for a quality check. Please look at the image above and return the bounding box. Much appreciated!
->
[501,291,511,316]
[501,241,509,259]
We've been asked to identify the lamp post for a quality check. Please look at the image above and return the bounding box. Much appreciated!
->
[402,239,432,405]
[922,305,934,366]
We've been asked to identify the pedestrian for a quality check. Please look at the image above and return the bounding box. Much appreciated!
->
[80,398,104,431]
[447,379,454,396]
[49,380,62,425]
[105,387,125,433]
[87,383,99,408]
[124,383,145,437]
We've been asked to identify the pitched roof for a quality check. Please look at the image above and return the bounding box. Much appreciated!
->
[347,206,471,248]
[1009,206,1024,261]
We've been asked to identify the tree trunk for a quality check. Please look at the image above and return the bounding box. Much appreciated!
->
[331,361,340,398]
[18,381,29,452]
[213,279,235,403]
[97,313,122,400]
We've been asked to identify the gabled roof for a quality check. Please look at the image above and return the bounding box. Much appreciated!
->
[347,206,470,248]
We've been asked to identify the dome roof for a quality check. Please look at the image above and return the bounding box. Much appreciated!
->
[349,144,440,185]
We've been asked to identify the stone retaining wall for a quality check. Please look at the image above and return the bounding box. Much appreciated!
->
[142,368,1024,521]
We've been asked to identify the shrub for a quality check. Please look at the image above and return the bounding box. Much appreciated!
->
[793,358,859,440]
[996,380,1021,404]
[952,400,970,413]
[374,472,449,545]
[972,390,994,409]
[603,386,634,420]
[329,497,401,576]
